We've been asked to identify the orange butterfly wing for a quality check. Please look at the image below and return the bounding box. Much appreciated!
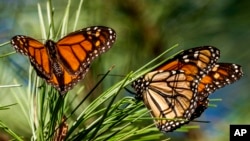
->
[157,46,220,78]
[197,63,243,100]
[190,63,243,120]
[56,26,116,75]
[11,36,52,79]
[11,26,116,94]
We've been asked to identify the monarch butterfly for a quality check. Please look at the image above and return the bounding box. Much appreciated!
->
[132,46,243,132]
[11,26,116,95]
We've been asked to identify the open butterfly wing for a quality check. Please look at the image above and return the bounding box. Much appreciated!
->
[11,36,51,79]
[56,26,116,75]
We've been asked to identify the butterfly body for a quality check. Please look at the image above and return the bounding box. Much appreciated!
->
[11,26,116,94]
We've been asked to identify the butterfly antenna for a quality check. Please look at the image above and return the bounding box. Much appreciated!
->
[97,73,125,78]
[124,87,136,95]
[191,120,210,123]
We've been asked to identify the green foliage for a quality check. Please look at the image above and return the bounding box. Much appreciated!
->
[0,0,248,141]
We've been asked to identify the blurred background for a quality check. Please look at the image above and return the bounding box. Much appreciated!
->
[0,0,249,140]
